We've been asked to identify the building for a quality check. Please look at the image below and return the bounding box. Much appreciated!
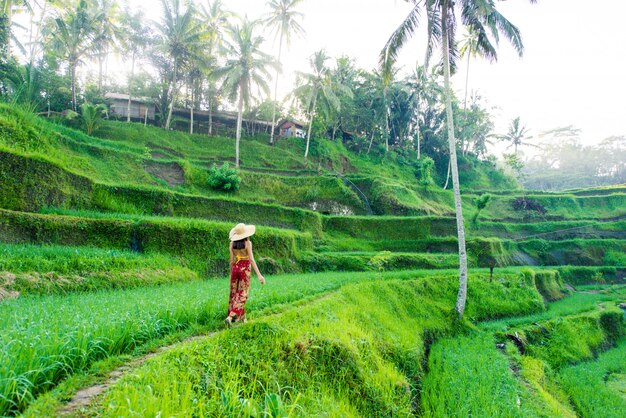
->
[278,119,307,138]
[105,93,155,121]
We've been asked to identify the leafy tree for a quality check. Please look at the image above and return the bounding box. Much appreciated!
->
[156,0,204,130]
[498,116,534,154]
[199,0,231,136]
[382,0,536,318]
[80,102,106,135]
[213,18,276,167]
[120,8,150,122]
[263,0,304,145]
[44,0,104,111]
[294,50,350,159]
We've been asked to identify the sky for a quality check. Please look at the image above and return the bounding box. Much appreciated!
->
[20,0,626,148]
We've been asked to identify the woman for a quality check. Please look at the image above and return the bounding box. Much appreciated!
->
[225,223,265,327]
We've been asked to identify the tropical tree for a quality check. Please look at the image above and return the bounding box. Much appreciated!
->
[80,102,106,135]
[199,0,231,136]
[382,0,535,318]
[263,0,304,145]
[0,0,32,56]
[213,18,276,167]
[498,116,533,154]
[294,50,350,159]
[93,0,122,92]
[156,0,204,130]
[406,63,443,159]
[121,9,150,122]
[45,0,104,111]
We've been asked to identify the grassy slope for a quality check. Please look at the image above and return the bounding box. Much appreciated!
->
[92,273,545,417]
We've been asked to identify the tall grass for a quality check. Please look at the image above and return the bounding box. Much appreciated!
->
[558,340,626,417]
[0,269,430,415]
[97,274,544,417]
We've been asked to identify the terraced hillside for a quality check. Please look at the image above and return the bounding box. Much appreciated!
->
[0,105,624,416]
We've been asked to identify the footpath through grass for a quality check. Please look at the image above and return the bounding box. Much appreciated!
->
[87,273,545,417]
[0,268,446,416]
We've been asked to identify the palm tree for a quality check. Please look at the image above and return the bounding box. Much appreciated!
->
[498,117,533,154]
[406,63,442,159]
[294,50,349,159]
[45,0,104,111]
[93,0,122,93]
[120,9,150,122]
[199,0,231,136]
[157,0,204,130]
[382,0,536,318]
[0,0,32,56]
[263,0,305,145]
[374,60,399,152]
[213,19,276,167]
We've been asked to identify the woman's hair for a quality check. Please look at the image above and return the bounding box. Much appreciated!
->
[232,237,248,250]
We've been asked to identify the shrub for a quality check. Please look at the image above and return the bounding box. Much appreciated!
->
[416,156,436,186]
[207,163,241,192]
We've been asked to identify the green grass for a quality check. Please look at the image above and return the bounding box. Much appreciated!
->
[558,339,626,417]
[0,243,198,296]
[0,268,441,415]
[94,273,544,417]
[422,290,626,417]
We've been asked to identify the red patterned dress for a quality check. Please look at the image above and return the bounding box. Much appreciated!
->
[228,247,251,321]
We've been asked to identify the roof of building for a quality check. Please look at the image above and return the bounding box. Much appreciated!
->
[105,93,153,103]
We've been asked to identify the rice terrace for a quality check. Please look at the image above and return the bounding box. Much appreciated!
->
[0,0,625,417]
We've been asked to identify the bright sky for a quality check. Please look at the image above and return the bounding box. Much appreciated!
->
[21,0,626,147]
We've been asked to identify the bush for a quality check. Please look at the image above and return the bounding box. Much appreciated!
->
[207,162,241,192]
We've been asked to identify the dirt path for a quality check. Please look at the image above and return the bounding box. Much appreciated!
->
[60,333,213,416]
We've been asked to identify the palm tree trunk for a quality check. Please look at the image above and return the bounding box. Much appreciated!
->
[127,52,135,123]
[416,113,421,160]
[235,85,244,167]
[70,61,77,111]
[384,88,390,152]
[443,158,451,190]
[207,83,213,136]
[269,30,284,145]
[442,4,468,319]
[190,83,194,134]
[304,93,317,159]
[367,130,375,154]
[165,58,178,130]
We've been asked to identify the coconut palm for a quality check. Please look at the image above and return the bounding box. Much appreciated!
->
[45,0,104,111]
[0,0,32,56]
[157,0,204,130]
[498,117,534,154]
[120,9,150,122]
[93,0,122,93]
[382,0,536,318]
[406,63,443,159]
[294,50,350,159]
[199,0,232,136]
[213,19,276,167]
[263,0,305,145]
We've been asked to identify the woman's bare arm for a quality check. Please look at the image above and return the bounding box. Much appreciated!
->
[229,241,234,270]
[246,241,265,284]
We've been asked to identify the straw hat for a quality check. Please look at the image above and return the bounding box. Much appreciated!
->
[229,223,256,241]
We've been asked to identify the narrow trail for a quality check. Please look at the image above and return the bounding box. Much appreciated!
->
[60,333,213,416]
[58,289,340,416]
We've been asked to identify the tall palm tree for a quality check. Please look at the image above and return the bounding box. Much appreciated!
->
[213,19,276,167]
[45,0,104,111]
[263,0,305,145]
[93,0,122,93]
[0,0,32,56]
[382,0,536,318]
[374,60,399,152]
[406,63,442,159]
[200,0,231,136]
[294,50,349,159]
[157,0,204,130]
[498,117,533,154]
[120,9,150,122]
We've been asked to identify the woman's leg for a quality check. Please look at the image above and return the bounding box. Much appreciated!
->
[232,262,251,321]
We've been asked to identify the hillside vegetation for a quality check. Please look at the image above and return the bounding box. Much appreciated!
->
[0,106,624,416]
